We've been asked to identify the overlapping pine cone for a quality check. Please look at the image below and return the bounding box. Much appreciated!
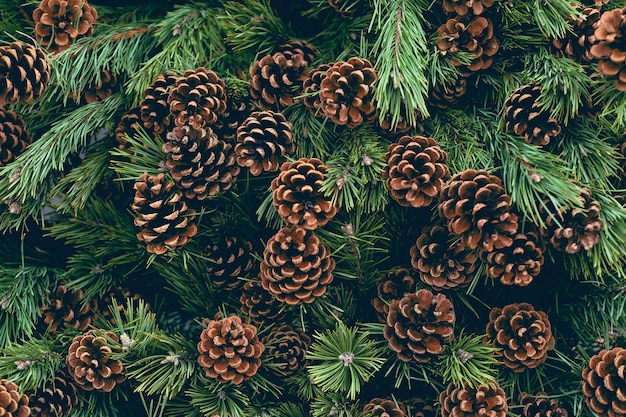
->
[28,371,79,417]
[485,302,555,372]
[403,398,436,417]
[114,106,141,151]
[383,135,450,208]
[436,16,499,75]
[372,268,416,323]
[440,382,508,417]
[39,285,95,332]
[235,110,295,175]
[383,289,455,363]
[551,5,601,63]
[69,69,118,104]
[582,347,626,417]
[590,7,626,91]
[364,398,407,417]
[410,223,477,291]
[0,379,30,417]
[271,158,338,230]
[139,71,179,136]
[260,226,335,305]
[504,83,562,146]
[438,169,519,252]
[168,67,227,130]
[482,231,544,286]
[239,279,286,327]
[302,63,331,114]
[213,91,251,142]
[33,0,98,53]
[441,0,494,16]
[319,57,377,128]
[428,77,467,109]
[131,172,198,255]
[0,109,30,167]
[263,324,311,377]
[205,237,257,291]
[327,0,363,17]
[0,42,51,107]
[377,105,415,136]
[66,331,126,392]
[518,392,570,417]
[197,314,264,384]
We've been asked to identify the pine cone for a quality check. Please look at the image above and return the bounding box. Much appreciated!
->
[404,398,436,417]
[66,330,126,392]
[504,83,562,146]
[235,110,295,176]
[276,41,317,67]
[590,8,626,91]
[168,67,227,130]
[441,0,494,16]
[271,158,338,230]
[485,303,555,372]
[582,347,626,417]
[438,169,519,252]
[139,71,179,136]
[28,371,79,417]
[384,289,455,363]
[551,6,601,63]
[260,226,335,305]
[429,77,467,109]
[0,379,29,417]
[239,279,286,327]
[39,285,95,333]
[384,135,450,208]
[440,382,508,417]
[410,224,477,291]
[302,63,331,114]
[518,392,570,417]
[70,69,118,104]
[319,57,377,128]
[263,324,311,377]
[0,109,30,167]
[377,105,417,136]
[482,231,544,286]
[0,42,51,107]
[114,106,142,150]
[197,314,264,384]
[205,237,257,291]
[364,398,406,417]
[131,172,198,255]
[328,0,363,17]
[372,268,417,323]
[213,92,251,143]
[33,0,98,53]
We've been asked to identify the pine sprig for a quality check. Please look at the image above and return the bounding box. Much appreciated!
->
[186,377,250,417]
[109,127,167,181]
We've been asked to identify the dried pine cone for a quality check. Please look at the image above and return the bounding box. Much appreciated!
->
[240,279,285,327]
[70,69,118,104]
[590,8,626,91]
[372,268,416,323]
[482,231,544,286]
[260,226,335,305]
[518,392,570,417]
[213,91,251,143]
[551,6,601,63]
[582,347,626,417]
[384,289,455,363]
[114,106,141,150]
[0,109,30,167]
[0,42,50,107]
[28,371,79,417]
[429,77,467,109]
[263,324,311,377]
[404,398,436,417]
[33,0,98,52]
[276,41,317,66]
[364,398,406,417]
[197,314,264,384]
[39,285,95,333]
[441,0,494,16]
[485,303,555,372]
[440,382,508,417]
[377,104,417,136]
[139,71,179,136]
[0,379,29,417]
[205,237,257,291]
[302,63,331,114]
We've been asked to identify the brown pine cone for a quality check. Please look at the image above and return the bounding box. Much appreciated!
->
[384,289,455,363]
[70,69,118,104]
[263,324,311,377]
[302,63,331,114]
[28,371,79,417]
[239,279,286,327]
[235,110,295,176]
[429,77,467,109]
[551,6,601,63]
[0,109,30,167]
[328,0,363,17]
[410,224,477,291]
[0,42,51,107]
[518,392,570,417]
[33,0,98,53]
[271,158,338,230]
[114,106,142,150]
[131,172,198,255]
[364,398,406,417]
[0,379,29,417]
[438,169,519,252]
[377,105,417,136]
[260,226,335,305]
[205,237,257,291]
[39,285,95,333]
[590,8,626,91]
[441,0,494,16]
[404,398,436,417]
[582,347,626,417]
[276,41,317,67]
[139,71,179,136]
[197,314,264,384]
[383,135,450,208]
[482,231,544,286]
[485,303,555,372]
[168,67,227,130]
[440,382,508,417]
[319,57,377,128]
[66,331,126,392]
[372,268,417,323]
[504,83,562,146]
[213,91,252,143]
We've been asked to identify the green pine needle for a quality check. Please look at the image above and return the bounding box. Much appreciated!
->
[187,378,250,417]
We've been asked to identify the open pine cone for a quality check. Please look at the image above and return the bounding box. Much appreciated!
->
[213,90,251,143]
[114,106,142,151]
[0,42,50,107]
[140,71,179,136]
[205,237,257,291]
[590,7,626,91]
[582,347,626,417]
[440,382,508,417]
[33,0,98,53]
[404,398,436,417]
[0,109,30,167]
[429,77,467,109]
[263,324,311,377]
[240,279,286,327]
[28,371,79,417]
[40,285,95,333]
[482,231,544,286]
[372,268,416,323]
[551,6,600,63]
[377,103,417,136]
[364,398,407,417]
[441,0,494,16]
[0,379,30,417]
[302,63,331,114]
[518,392,570,417]
[70,69,118,104]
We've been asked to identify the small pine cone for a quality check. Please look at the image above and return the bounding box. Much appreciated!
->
[590,8,626,91]
[582,347,626,417]
[377,107,416,136]
[410,224,477,291]
[440,382,508,417]
[139,71,179,136]
[383,135,450,208]
[205,237,257,291]
[263,324,311,377]
[485,303,555,372]
[235,110,295,176]
[364,398,407,417]
[131,172,198,255]
[429,77,467,109]
[0,109,30,167]
[71,69,118,104]
[518,392,570,417]
[33,0,98,53]
[482,231,544,286]
[302,63,331,114]
[319,57,378,128]
[0,379,29,417]
[40,285,95,333]
[504,83,562,146]
[114,106,142,150]
[438,169,519,252]
[328,0,363,17]
[260,226,335,305]
[441,0,494,16]
[168,67,227,130]
[276,41,317,67]
[404,398,436,417]
[213,92,252,143]
[197,314,264,384]
[271,158,338,230]
[551,6,601,63]
[372,268,417,323]
[239,279,285,327]
[28,371,79,417]
[96,286,144,325]
[383,289,455,363]
[66,331,126,392]
[0,42,51,107]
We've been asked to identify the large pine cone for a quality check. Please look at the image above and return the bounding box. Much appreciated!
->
[0,42,50,107]
[239,279,285,327]
[0,379,29,417]
[410,224,477,291]
[33,0,98,53]
[372,268,416,323]
[441,0,494,16]
[39,285,95,333]
[518,392,569,417]
[271,158,338,230]
[263,324,311,377]
[197,314,264,384]
[384,289,455,363]
[429,77,467,110]
[0,109,30,167]
[551,6,601,63]
[485,303,555,372]
[482,231,544,286]
[114,106,142,151]
[213,91,251,143]
[302,63,331,114]
[440,382,508,417]
[364,398,406,417]
[66,331,126,392]
[140,71,179,136]
[319,57,377,128]
[438,169,519,252]
[70,69,118,104]
[383,135,450,208]
[590,8,626,91]
[205,237,257,291]
[504,83,562,146]
[235,110,295,176]
[131,172,198,255]
[28,371,79,417]
[582,347,626,417]
[260,226,335,305]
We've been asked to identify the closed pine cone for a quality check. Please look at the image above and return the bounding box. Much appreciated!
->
[205,237,257,291]
[485,302,555,372]
[239,279,286,327]
[271,158,338,230]
[482,231,544,286]
[372,268,416,323]
[263,324,311,377]
[302,63,331,115]
[0,109,30,167]
[438,169,519,252]
[582,347,626,417]
[235,110,295,176]
[66,331,126,392]
[28,371,79,417]
[404,398,436,417]
[441,0,494,16]
[429,77,467,109]
[260,226,335,305]
[364,398,407,417]
[197,314,264,384]
[384,289,455,363]
[70,69,118,104]
[518,392,569,417]
[140,71,179,136]
[551,6,601,63]
[440,382,508,417]
[114,106,141,151]
[39,285,94,332]
[33,0,98,53]
[0,42,51,107]
[0,379,30,417]
[590,8,626,91]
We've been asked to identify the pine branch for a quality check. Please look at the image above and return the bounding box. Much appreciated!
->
[186,377,250,417]
[504,0,578,40]
[109,127,167,181]
[284,105,337,160]
[594,74,626,129]
[310,392,367,417]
